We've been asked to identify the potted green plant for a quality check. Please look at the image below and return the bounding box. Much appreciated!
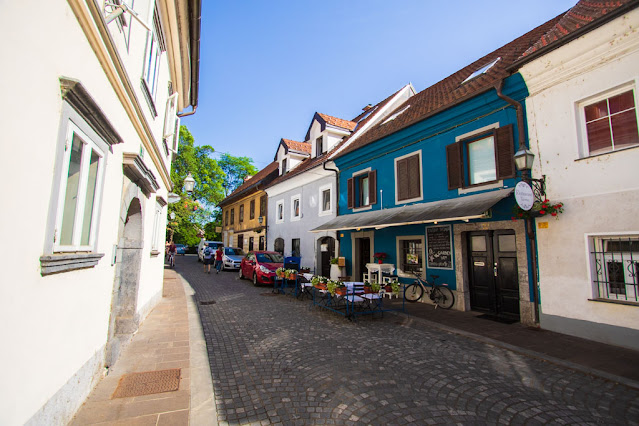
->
[276,267,286,278]
[385,280,400,294]
[334,281,347,296]
[312,275,328,290]
[373,252,388,264]
[285,269,298,280]
[512,199,564,220]
[371,282,381,293]
[330,258,341,280]
[363,281,372,293]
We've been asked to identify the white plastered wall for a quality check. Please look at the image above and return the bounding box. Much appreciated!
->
[0,0,171,423]
[521,8,639,346]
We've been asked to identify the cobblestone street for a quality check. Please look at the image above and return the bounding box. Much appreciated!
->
[178,256,639,425]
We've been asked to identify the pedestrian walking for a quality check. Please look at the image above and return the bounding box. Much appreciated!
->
[203,244,214,273]
[215,246,224,273]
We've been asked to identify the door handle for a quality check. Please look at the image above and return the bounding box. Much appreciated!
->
[493,263,498,277]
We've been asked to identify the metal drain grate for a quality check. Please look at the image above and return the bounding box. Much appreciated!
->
[112,368,180,399]
[200,300,216,305]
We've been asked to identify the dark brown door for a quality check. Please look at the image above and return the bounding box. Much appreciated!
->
[319,237,335,277]
[468,231,520,320]
[356,237,371,282]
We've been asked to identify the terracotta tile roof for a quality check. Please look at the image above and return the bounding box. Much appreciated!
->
[317,113,357,131]
[219,161,279,206]
[281,138,311,154]
[335,13,564,159]
[267,86,411,188]
[520,0,637,59]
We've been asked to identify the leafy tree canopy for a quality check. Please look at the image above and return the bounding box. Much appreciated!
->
[218,153,258,196]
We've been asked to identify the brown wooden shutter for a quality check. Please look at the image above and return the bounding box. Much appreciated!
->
[347,178,354,209]
[446,142,463,189]
[495,124,515,180]
[397,158,408,201]
[368,170,377,205]
[407,154,421,199]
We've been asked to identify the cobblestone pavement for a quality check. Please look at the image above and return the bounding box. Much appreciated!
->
[180,257,639,425]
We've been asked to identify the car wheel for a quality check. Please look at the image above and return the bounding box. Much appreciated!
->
[253,273,259,286]
[238,267,244,280]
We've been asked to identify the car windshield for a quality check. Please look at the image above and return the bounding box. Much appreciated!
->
[225,248,244,256]
[256,252,284,263]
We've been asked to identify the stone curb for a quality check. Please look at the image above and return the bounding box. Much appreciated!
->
[174,270,218,425]
[390,311,639,391]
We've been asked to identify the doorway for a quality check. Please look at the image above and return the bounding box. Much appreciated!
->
[467,230,520,321]
[355,237,371,282]
[318,236,335,277]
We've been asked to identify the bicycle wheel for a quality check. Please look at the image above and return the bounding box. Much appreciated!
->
[404,283,423,302]
[432,286,455,309]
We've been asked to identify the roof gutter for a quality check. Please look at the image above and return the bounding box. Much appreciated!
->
[508,1,639,71]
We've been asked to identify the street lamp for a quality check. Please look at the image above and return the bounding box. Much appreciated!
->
[183,173,195,194]
[513,148,535,172]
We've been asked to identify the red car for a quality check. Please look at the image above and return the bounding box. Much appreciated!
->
[238,251,284,286]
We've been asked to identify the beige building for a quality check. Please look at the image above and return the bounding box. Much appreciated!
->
[0,0,201,423]
[220,162,279,252]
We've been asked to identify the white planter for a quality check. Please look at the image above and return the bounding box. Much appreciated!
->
[330,264,341,280]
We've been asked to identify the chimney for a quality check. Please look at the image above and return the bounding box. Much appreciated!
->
[362,104,373,111]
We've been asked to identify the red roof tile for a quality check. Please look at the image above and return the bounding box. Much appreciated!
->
[520,0,636,59]
[317,113,357,131]
[281,138,311,154]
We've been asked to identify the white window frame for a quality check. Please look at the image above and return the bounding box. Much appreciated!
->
[352,167,372,212]
[318,184,333,216]
[163,92,179,141]
[290,194,301,221]
[396,235,426,278]
[276,200,284,224]
[54,121,106,252]
[576,82,639,159]
[586,232,639,303]
[455,123,503,195]
[151,200,164,251]
[142,9,163,100]
[394,149,424,205]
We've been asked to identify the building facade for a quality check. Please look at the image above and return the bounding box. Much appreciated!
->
[220,162,279,252]
[0,0,200,423]
[518,2,639,349]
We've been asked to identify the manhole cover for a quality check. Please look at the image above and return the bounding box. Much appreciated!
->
[200,300,216,305]
[260,292,279,297]
[112,368,180,399]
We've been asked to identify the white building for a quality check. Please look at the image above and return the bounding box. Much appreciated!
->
[266,85,415,276]
[0,0,200,423]
[519,1,639,350]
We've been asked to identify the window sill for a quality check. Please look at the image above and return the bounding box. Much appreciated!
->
[575,144,639,162]
[588,298,639,307]
[40,252,105,276]
[458,180,503,195]
[353,205,372,213]
[150,250,161,257]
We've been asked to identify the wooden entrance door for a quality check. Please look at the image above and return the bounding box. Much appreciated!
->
[468,231,520,320]
[356,237,371,282]
[319,236,335,277]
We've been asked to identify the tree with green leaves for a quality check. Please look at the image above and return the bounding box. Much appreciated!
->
[218,153,258,196]
[167,125,260,247]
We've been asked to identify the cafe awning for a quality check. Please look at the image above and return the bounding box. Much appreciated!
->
[310,188,513,233]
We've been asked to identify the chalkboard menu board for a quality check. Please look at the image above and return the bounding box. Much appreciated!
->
[426,225,453,269]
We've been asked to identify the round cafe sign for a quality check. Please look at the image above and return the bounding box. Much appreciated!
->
[515,181,534,211]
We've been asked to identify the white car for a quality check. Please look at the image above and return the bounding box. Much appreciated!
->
[197,240,223,262]
[221,247,245,271]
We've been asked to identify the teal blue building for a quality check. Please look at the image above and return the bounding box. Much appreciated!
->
[312,18,561,325]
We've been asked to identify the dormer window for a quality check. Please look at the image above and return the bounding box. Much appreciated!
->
[281,158,287,175]
[316,136,323,157]
[462,57,500,84]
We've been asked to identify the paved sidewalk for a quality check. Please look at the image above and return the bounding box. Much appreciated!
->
[69,267,216,425]
[386,298,639,387]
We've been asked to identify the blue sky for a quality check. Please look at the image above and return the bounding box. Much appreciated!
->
[182,1,578,170]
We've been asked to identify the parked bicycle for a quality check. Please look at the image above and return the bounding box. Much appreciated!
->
[404,273,455,309]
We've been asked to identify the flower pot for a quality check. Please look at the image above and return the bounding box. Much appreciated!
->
[335,287,347,296]
[364,286,373,294]
[330,264,341,280]
[315,283,327,290]
[378,259,383,264]
[384,285,392,292]
[287,274,297,280]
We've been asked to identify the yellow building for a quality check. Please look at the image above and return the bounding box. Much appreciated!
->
[220,162,278,251]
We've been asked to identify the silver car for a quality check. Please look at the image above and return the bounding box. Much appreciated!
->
[222,247,245,271]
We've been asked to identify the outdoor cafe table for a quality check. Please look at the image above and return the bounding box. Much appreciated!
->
[311,282,406,320]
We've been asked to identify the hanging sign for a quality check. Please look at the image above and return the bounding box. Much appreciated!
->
[515,181,534,211]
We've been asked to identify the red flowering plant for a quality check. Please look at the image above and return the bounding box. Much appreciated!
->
[373,252,388,263]
[512,199,564,220]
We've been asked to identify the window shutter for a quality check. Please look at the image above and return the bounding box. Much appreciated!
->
[369,170,377,205]
[163,92,179,140]
[397,158,408,201]
[347,178,354,209]
[495,124,515,180]
[446,142,463,190]
[408,155,420,199]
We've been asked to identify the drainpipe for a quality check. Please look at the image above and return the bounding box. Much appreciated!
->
[495,80,540,325]
[323,159,341,260]
[177,105,197,118]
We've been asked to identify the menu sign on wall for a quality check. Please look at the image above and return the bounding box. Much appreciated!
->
[426,225,453,269]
